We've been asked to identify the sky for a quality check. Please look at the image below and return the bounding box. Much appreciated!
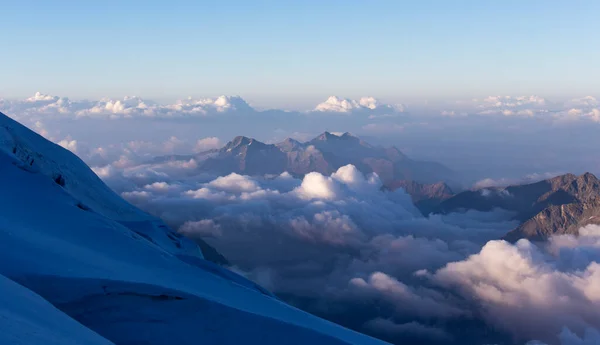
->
[2,0,600,108]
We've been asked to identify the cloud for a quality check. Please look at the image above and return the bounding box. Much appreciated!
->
[72,134,600,344]
[349,272,465,319]
[314,96,405,114]
[473,172,563,189]
[33,121,50,138]
[179,219,223,238]
[194,137,221,152]
[94,157,528,344]
[207,173,262,193]
[567,96,598,108]
[0,92,254,119]
[438,95,600,125]
[57,138,78,153]
[480,95,548,108]
[428,226,600,344]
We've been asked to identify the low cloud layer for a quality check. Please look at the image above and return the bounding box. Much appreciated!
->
[2,92,598,123]
[90,154,519,343]
[84,149,599,344]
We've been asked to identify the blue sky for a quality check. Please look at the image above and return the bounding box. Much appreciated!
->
[1,0,599,107]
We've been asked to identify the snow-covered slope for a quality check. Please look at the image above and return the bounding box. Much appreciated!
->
[0,274,113,345]
[0,112,388,345]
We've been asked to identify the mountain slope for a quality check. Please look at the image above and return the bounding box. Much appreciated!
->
[158,131,455,186]
[386,180,454,215]
[0,273,113,345]
[434,172,600,241]
[503,198,600,241]
[0,112,388,345]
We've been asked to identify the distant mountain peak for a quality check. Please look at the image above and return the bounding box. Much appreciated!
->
[312,131,358,141]
[340,132,358,139]
[223,136,255,151]
[313,131,338,141]
[231,135,253,145]
[281,137,301,144]
[276,137,305,152]
[155,130,453,186]
[579,172,598,182]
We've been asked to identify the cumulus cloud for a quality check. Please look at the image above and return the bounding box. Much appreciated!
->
[314,96,405,114]
[194,137,221,151]
[57,138,78,153]
[567,96,598,108]
[179,219,223,238]
[0,92,254,119]
[438,95,600,125]
[427,226,600,344]
[481,95,548,108]
[93,157,529,344]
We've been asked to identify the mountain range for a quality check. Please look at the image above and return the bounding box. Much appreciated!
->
[434,172,600,241]
[0,111,387,345]
[154,131,457,212]
[155,131,600,243]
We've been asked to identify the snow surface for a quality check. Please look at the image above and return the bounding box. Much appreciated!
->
[0,112,388,345]
[0,274,113,345]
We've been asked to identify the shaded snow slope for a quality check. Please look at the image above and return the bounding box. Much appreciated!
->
[0,274,113,345]
[0,112,387,345]
[0,113,203,260]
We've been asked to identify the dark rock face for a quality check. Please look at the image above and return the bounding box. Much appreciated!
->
[200,136,288,175]
[434,172,600,241]
[503,198,600,242]
[387,180,454,215]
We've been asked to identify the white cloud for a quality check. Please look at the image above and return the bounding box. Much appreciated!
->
[350,272,465,319]
[0,92,254,119]
[208,173,261,193]
[91,165,115,179]
[57,138,78,153]
[143,181,176,193]
[293,171,340,200]
[194,137,221,152]
[567,96,598,108]
[429,226,600,344]
[473,172,563,189]
[314,96,405,113]
[179,219,222,238]
[480,95,548,108]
